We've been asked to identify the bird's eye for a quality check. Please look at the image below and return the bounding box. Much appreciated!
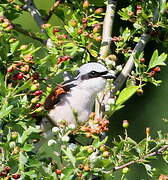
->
[90,71,96,75]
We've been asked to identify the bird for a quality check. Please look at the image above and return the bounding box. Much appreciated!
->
[43,62,115,128]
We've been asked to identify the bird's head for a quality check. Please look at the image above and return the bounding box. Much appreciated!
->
[76,62,115,93]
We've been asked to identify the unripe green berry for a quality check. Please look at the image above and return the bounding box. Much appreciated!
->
[87,146,94,153]
[31,97,39,104]
[31,84,39,91]
[122,120,129,128]
[100,145,107,152]
[11,132,18,140]
[122,167,129,174]
[136,89,144,96]
[102,151,110,157]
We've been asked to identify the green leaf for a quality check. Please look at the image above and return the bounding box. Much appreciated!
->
[115,86,139,106]
[15,79,32,94]
[22,144,33,152]
[10,40,19,54]
[19,151,28,170]
[24,170,37,178]
[92,136,108,149]
[0,72,6,96]
[148,50,167,70]
[62,147,76,167]
[88,49,98,57]
[62,167,74,180]
[0,104,13,119]
[19,126,40,144]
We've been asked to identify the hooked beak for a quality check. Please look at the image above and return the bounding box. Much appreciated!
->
[102,71,116,79]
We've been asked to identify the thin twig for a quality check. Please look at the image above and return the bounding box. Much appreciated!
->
[113,145,168,171]
[13,24,45,44]
[43,0,62,22]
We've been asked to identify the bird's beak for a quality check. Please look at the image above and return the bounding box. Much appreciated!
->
[102,71,116,79]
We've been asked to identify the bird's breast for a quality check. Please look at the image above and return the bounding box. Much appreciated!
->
[48,88,96,127]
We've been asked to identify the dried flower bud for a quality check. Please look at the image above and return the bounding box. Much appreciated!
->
[146,127,150,136]
[83,0,89,8]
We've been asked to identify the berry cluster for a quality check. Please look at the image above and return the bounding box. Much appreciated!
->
[71,1,104,42]
[57,55,71,64]
[7,52,35,81]
[0,16,13,32]
[148,66,161,77]
[78,113,109,137]
[0,166,21,179]
[6,49,48,115]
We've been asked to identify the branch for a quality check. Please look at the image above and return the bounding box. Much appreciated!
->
[23,0,53,47]
[98,0,117,60]
[13,24,45,44]
[43,0,62,22]
[113,145,168,171]
[95,0,117,117]
[111,32,150,95]
[23,0,46,34]
[111,5,160,95]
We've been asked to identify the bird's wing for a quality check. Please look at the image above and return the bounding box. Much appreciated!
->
[44,83,76,110]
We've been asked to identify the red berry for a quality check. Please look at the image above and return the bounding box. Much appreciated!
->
[12,173,21,179]
[4,166,11,172]
[153,66,161,72]
[34,90,43,96]
[136,5,142,10]
[53,28,59,34]
[63,34,68,39]
[82,18,87,24]
[7,66,14,72]
[149,71,156,77]
[0,171,7,177]
[57,57,63,64]
[17,72,24,80]
[31,113,37,119]
[77,28,83,34]
[35,103,41,108]
[63,55,70,60]
[140,58,145,63]
[55,169,62,175]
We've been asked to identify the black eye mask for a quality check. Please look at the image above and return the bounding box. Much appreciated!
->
[81,71,109,80]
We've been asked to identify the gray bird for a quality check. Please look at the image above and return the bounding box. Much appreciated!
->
[43,62,115,128]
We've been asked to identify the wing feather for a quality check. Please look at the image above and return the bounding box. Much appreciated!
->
[44,84,76,110]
